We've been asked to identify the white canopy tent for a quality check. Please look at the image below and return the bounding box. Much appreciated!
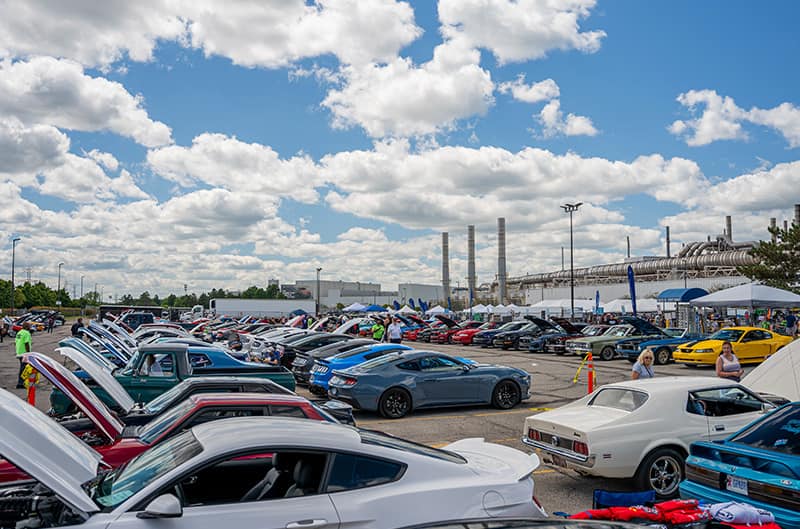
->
[469,304,488,314]
[426,305,447,315]
[397,305,417,314]
[690,283,800,308]
[342,302,366,312]
[602,298,661,313]
[531,299,595,310]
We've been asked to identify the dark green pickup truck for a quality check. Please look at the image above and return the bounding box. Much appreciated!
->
[51,343,296,414]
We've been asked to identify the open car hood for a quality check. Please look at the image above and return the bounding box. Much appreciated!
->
[77,327,129,364]
[551,317,581,334]
[0,388,100,514]
[742,340,800,401]
[24,353,123,442]
[619,316,664,336]
[434,314,459,328]
[57,346,134,413]
[524,316,560,332]
[58,337,117,371]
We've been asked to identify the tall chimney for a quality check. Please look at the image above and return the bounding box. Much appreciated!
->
[467,225,476,305]
[497,217,507,304]
[441,232,450,304]
[665,226,671,258]
[794,204,800,226]
[770,218,777,242]
[725,215,733,242]
[626,236,631,258]
[785,220,789,231]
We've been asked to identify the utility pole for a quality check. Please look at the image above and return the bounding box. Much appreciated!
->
[315,268,322,316]
[561,202,583,319]
[57,262,64,306]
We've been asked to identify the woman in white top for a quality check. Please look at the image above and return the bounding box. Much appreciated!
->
[631,350,655,380]
[716,340,744,382]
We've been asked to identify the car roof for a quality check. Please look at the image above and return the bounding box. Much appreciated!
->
[192,417,361,452]
[188,393,308,406]
[604,376,740,394]
[721,326,767,332]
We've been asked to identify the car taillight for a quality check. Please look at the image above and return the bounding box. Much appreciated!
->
[342,377,357,386]
[527,428,541,441]
[572,440,588,456]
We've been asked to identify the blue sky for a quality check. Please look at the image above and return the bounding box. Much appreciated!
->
[1,0,799,297]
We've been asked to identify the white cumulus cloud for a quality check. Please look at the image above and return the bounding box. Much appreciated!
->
[538,99,598,137]
[498,76,560,103]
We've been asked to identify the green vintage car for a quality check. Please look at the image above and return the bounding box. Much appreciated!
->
[564,316,666,361]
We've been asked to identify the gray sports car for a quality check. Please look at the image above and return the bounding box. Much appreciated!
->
[328,350,531,418]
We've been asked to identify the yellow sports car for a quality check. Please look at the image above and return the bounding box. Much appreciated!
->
[673,326,794,366]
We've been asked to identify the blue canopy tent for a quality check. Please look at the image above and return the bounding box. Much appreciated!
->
[363,304,386,312]
[657,288,709,302]
[290,309,308,316]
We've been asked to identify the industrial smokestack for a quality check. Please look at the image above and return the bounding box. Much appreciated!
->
[665,226,671,258]
[770,218,777,242]
[497,217,507,304]
[725,216,733,242]
[626,236,631,258]
[785,220,789,231]
[467,225,476,305]
[441,232,450,304]
[795,204,800,226]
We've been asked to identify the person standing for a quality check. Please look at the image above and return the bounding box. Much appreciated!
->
[71,317,84,337]
[716,341,744,382]
[15,322,32,389]
[47,314,55,334]
[371,319,385,341]
[387,318,403,344]
[631,350,655,380]
[785,312,797,337]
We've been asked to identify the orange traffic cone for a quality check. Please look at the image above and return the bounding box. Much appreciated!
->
[587,352,595,394]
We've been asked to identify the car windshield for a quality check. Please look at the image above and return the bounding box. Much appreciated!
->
[709,329,745,341]
[664,328,686,337]
[606,326,631,337]
[582,326,605,336]
[478,322,494,330]
[731,405,800,455]
[137,398,194,444]
[86,431,202,510]
[360,429,466,464]
[143,382,187,414]
[589,388,648,411]
[499,322,525,331]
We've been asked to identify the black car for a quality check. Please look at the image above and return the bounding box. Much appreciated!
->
[291,338,376,384]
[519,318,586,352]
[276,332,355,367]
[473,320,529,347]
[492,316,564,350]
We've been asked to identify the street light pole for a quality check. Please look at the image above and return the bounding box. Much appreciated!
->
[57,262,64,306]
[80,275,84,299]
[10,237,20,315]
[315,267,322,316]
[561,202,583,320]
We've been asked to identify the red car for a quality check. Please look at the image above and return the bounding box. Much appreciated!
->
[450,321,498,345]
[431,320,484,343]
[403,322,436,341]
[0,353,336,483]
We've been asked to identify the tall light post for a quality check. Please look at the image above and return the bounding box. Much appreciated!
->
[56,262,64,306]
[315,267,322,316]
[10,237,20,315]
[560,202,583,319]
[80,275,85,299]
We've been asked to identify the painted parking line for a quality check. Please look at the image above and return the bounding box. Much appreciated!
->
[358,406,554,426]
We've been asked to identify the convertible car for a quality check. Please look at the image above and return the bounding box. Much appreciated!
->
[673,326,794,366]
[0,399,545,529]
[523,376,775,497]
[329,351,531,418]
[680,402,800,529]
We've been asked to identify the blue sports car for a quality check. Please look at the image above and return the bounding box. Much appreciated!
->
[618,328,707,365]
[308,343,413,394]
[680,402,800,529]
[328,350,531,418]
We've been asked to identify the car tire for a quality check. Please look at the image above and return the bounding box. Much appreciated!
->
[635,447,684,498]
[379,387,412,419]
[492,380,521,410]
[654,347,672,365]
[600,346,616,361]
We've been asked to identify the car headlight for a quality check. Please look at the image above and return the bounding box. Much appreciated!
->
[694,348,714,353]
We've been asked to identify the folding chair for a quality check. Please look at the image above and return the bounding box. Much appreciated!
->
[592,489,656,509]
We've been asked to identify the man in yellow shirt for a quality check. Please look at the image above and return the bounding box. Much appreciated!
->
[15,322,32,388]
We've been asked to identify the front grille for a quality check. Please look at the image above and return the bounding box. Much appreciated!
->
[616,343,639,352]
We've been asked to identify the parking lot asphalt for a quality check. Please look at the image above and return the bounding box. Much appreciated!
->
[0,325,752,516]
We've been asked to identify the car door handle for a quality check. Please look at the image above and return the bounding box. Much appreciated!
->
[714,425,725,431]
[286,520,328,529]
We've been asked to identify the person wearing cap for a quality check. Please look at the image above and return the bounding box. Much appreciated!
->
[15,322,32,388]
[387,318,403,344]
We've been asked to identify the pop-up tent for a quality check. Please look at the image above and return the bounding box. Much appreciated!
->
[602,298,661,313]
[470,304,488,314]
[690,283,800,308]
[426,305,447,314]
[342,302,366,312]
[397,305,417,314]
[364,304,387,312]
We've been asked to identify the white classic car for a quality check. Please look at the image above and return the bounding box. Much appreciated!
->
[522,376,775,497]
[0,388,545,529]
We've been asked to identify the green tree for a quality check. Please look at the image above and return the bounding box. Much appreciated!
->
[738,223,800,293]
[265,284,285,299]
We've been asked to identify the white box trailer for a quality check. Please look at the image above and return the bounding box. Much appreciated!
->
[209,298,316,318]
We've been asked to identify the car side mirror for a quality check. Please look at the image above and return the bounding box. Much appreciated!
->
[760,402,776,414]
[461,365,471,372]
[137,494,183,519]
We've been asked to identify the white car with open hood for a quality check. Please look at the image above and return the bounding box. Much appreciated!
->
[0,388,545,529]
[522,376,778,498]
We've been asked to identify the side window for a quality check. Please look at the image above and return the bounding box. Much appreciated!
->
[138,353,175,377]
[364,351,385,360]
[433,356,460,368]
[690,388,763,417]
[326,453,403,492]
[743,330,770,342]
[397,361,419,371]
[189,353,212,368]
[418,357,439,370]
[188,408,265,428]
[269,405,308,419]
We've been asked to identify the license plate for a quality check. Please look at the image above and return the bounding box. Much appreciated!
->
[726,475,748,496]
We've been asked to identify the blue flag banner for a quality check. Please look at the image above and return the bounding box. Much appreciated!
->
[393,300,400,310]
[419,299,428,312]
[595,290,600,314]
[447,297,452,311]
[409,298,416,309]
[627,265,638,317]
